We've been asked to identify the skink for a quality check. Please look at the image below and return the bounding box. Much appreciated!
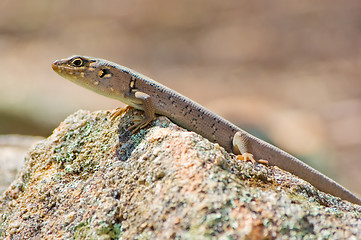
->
[52,55,361,205]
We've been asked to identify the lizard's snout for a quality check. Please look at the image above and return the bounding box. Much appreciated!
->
[52,60,66,73]
[51,61,59,71]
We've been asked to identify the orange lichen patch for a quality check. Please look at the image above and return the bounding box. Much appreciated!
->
[165,134,205,190]
[147,127,170,143]
[235,208,264,238]
[230,201,256,225]
[146,130,208,204]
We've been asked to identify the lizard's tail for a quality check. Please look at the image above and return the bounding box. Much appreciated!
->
[237,131,361,205]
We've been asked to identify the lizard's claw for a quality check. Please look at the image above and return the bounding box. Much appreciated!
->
[236,152,256,164]
[127,115,154,134]
[236,153,269,165]
[257,159,269,165]
[110,106,133,120]
[110,106,154,133]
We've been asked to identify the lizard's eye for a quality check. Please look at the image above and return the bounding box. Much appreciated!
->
[71,58,84,67]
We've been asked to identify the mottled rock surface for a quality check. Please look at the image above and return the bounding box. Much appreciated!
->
[0,108,360,239]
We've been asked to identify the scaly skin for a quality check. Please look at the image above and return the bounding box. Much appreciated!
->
[52,55,361,205]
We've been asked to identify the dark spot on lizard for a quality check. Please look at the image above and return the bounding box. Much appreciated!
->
[99,69,112,78]
[128,76,137,93]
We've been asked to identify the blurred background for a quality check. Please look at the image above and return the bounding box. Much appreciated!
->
[0,0,360,195]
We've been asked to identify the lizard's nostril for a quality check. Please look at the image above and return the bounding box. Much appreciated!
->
[51,60,60,71]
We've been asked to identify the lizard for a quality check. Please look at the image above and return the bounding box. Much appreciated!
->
[52,55,361,205]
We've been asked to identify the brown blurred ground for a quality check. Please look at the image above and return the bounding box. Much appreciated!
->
[0,1,360,194]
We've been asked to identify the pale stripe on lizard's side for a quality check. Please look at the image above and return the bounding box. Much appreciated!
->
[52,55,361,205]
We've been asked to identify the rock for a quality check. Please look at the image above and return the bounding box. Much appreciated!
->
[0,135,44,194]
[0,108,360,239]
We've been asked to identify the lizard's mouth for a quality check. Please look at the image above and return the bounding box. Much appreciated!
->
[51,60,66,73]
[51,61,58,71]
[51,60,83,82]
[52,60,82,75]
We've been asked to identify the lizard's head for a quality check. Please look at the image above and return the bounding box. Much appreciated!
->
[52,55,117,93]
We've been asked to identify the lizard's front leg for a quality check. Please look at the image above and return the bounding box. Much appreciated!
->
[127,91,156,133]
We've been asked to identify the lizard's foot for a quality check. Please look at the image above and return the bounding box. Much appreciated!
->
[257,159,269,165]
[109,106,153,133]
[127,115,154,134]
[236,153,269,165]
[110,106,133,120]
[236,152,256,164]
